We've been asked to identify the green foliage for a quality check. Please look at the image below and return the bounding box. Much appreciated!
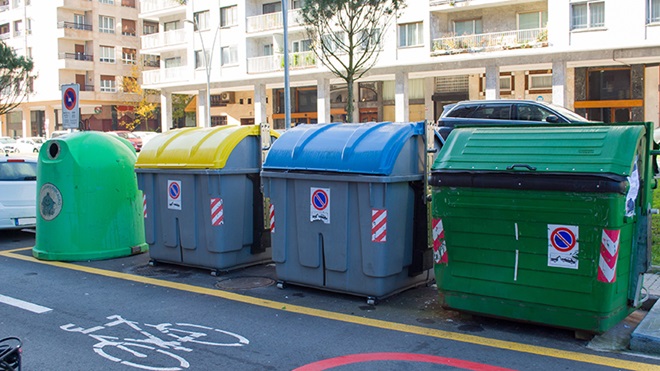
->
[301,0,406,122]
[121,64,157,131]
[0,41,35,115]
[172,94,194,126]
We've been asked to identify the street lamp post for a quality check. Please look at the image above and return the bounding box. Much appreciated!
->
[185,19,220,128]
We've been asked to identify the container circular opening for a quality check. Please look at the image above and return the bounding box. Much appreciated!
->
[48,141,60,160]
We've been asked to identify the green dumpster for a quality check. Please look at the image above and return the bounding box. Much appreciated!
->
[429,123,654,334]
[33,131,148,261]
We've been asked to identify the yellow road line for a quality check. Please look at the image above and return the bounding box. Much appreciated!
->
[2,249,658,371]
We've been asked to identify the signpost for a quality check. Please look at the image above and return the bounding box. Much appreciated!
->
[61,83,80,130]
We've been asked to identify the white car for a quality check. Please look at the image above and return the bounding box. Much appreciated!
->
[16,138,41,153]
[0,137,39,153]
[0,156,37,229]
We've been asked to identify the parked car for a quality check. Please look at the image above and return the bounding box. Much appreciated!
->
[106,131,143,152]
[15,138,41,153]
[50,130,78,139]
[0,156,37,230]
[25,137,46,151]
[437,99,597,139]
[0,137,39,153]
[132,131,160,146]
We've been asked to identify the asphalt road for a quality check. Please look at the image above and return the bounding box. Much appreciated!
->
[1,229,659,371]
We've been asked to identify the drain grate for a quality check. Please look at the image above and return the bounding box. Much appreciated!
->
[215,276,275,290]
[130,265,190,278]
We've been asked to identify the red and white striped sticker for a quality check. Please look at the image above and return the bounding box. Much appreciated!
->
[371,209,387,243]
[210,198,224,226]
[597,229,620,283]
[143,194,147,219]
[269,204,275,234]
[432,218,447,264]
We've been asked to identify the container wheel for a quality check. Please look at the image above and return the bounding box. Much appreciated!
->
[148,259,157,267]
[366,297,378,306]
[276,281,286,289]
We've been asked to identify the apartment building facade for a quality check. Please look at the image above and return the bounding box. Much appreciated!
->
[0,0,158,138]
[140,0,660,132]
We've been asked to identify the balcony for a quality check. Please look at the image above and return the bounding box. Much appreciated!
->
[0,33,9,40]
[58,52,94,70]
[139,0,185,20]
[431,28,547,56]
[247,51,316,74]
[121,0,135,8]
[58,21,93,31]
[59,52,94,61]
[141,29,187,53]
[246,9,302,33]
[142,66,189,85]
[56,0,93,10]
[429,0,536,9]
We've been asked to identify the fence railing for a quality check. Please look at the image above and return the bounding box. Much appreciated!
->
[140,0,184,14]
[247,51,316,73]
[141,29,187,50]
[58,21,93,31]
[431,28,547,54]
[246,9,302,33]
[59,52,94,61]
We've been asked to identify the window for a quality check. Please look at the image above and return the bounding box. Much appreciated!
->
[454,19,482,35]
[99,0,114,4]
[13,20,22,36]
[164,57,181,68]
[292,39,312,53]
[122,19,135,36]
[74,14,86,30]
[398,22,423,47]
[263,1,281,14]
[164,21,179,31]
[220,6,237,27]
[143,21,158,35]
[528,73,552,91]
[518,11,547,30]
[292,0,302,9]
[193,10,209,30]
[221,45,238,65]
[359,82,377,102]
[263,44,273,56]
[99,15,115,34]
[649,0,660,23]
[571,1,605,30]
[100,45,115,63]
[211,116,227,126]
[588,68,631,100]
[479,74,514,94]
[195,50,209,69]
[100,75,116,92]
[25,18,31,34]
[322,32,345,53]
[359,28,381,50]
[122,48,136,64]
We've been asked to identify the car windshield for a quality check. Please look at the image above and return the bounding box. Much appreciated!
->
[117,132,138,139]
[0,161,37,181]
[543,103,591,122]
[0,138,16,144]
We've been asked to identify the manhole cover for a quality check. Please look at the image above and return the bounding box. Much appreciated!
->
[130,265,190,278]
[215,276,275,290]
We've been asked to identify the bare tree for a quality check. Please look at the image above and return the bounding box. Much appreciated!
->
[0,41,34,115]
[300,0,405,122]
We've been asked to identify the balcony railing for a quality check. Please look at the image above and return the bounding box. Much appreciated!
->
[80,84,94,92]
[431,27,547,55]
[57,21,93,31]
[59,52,94,61]
[121,0,135,8]
[142,65,189,85]
[143,59,160,67]
[247,51,316,73]
[0,33,9,40]
[246,9,302,33]
[141,28,187,50]
[140,0,185,14]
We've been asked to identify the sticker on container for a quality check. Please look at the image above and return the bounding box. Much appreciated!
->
[143,194,147,218]
[39,183,63,221]
[269,203,275,234]
[547,224,579,269]
[210,198,224,226]
[597,229,620,283]
[371,209,387,243]
[310,187,330,224]
[625,157,639,217]
[432,218,447,264]
[167,180,181,210]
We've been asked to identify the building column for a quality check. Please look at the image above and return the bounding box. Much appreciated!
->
[45,107,56,139]
[485,65,500,100]
[21,107,29,138]
[254,83,268,125]
[197,89,209,128]
[424,77,434,122]
[552,60,567,107]
[395,71,409,122]
[160,90,172,133]
[317,78,331,124]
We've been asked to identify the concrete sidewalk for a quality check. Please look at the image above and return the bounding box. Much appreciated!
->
[630,271,660,355]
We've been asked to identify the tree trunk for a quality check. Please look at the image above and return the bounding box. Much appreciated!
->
[346,75,354,123]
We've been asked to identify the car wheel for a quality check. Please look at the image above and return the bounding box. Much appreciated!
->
[14,148,20,153]
[33,148,38,153]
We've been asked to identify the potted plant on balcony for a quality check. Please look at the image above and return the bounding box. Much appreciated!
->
[535,30,548,47]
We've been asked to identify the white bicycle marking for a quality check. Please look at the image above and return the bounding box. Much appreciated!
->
[60,314,249,371]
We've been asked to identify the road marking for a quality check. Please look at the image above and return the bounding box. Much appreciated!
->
[0,293,52,314]
[1,247,656,371]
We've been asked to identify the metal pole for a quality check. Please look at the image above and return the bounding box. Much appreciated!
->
[282,0,291,130]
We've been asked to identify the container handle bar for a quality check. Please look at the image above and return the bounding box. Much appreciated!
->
[506,164,537,171]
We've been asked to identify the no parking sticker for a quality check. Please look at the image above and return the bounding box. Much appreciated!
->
[310,187,330,224]
[547,224,579,269]
[168,180,182,210]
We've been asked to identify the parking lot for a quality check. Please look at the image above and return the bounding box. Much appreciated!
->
[2,229,660,370]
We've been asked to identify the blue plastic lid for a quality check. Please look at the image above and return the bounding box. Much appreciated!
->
[263,122,424,175]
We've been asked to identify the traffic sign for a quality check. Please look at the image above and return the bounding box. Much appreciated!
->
[61,83,80,129]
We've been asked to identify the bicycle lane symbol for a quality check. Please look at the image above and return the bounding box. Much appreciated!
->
[60,314,249,371]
